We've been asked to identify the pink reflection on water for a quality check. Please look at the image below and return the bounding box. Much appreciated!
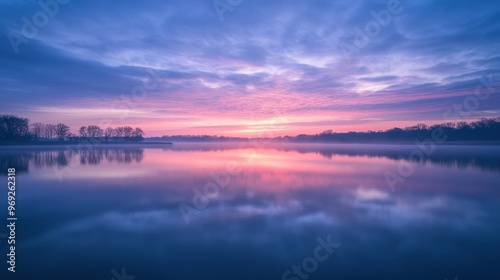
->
[139,145,398,193]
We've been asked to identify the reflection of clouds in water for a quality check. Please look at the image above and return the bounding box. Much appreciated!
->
[345,194,488,229]
[19,190,496,280]
[6,144,500,279]
[24,188,492,250]
[354,188,390,201]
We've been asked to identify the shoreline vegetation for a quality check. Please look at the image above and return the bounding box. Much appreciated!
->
[0,141,174,146]
[1,114,499,146]
[152,117,500,145]
[0,114,149,145]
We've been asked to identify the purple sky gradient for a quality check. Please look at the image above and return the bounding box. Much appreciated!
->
[1,0,499,136]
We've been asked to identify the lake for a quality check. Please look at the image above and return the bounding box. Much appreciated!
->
[1,143,499,280]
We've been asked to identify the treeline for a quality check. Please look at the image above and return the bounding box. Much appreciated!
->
[149,135,244,142]
[153,117,500,143]
[78,125,144,142]
[289,117,500,143]
[0,115,145,143]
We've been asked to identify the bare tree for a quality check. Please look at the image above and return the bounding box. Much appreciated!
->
[86,125,103,138]
[123,126,133,138]
[0,115,30,140]
[133,127,144,141]
[30,122,44,140]
[79,126,88,138]
[104,127,114,141]
[114,127,125,138]
[45,124,56,139]
[55,123,71,140]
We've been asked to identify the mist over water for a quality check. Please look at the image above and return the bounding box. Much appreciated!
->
[1,143,499,280]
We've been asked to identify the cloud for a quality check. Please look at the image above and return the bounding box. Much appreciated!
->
[1,0,499,136]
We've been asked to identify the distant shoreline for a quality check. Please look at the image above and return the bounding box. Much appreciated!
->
[0,141,173,146]
[1,140,499,147]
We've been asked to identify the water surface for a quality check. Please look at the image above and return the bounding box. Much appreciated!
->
[1,143,499,280]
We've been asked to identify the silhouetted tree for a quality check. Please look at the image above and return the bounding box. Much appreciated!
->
[114,127,125,138]
[30,122,44,140]
[132,127,145,141]
[55,123,71,140]
[45,124,56,140]
[88,125,103,138]
[123,126,133,138]
[104,127,114,141]
[79,126,88,138]
[0,115,30,141]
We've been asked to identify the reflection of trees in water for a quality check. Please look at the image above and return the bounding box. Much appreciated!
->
[33,150,73,168]
[79,149,144,165]
[158,144,500,173]
[105,149,144,163]
[2,145,499,175]
[0,148,144,174]
[79,149,103,165]
[422,154,500,173]
[310,148,500,173]
[0,154,31,174]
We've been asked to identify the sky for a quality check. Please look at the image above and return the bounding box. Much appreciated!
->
[1,0,499,137]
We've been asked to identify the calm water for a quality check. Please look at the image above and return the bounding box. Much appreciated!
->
[1,143,499,280]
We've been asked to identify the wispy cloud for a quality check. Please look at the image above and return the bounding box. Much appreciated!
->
[1,0,499,136]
